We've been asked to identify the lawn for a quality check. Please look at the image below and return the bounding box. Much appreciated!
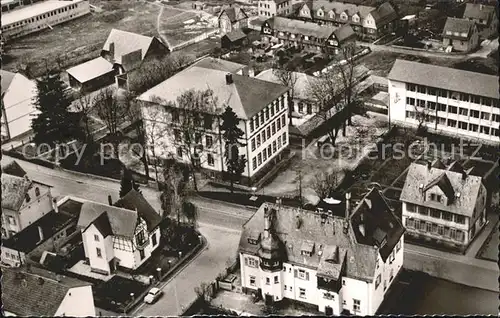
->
[158,10,217,47]
[476,219,499,262]
[2,1,160,78]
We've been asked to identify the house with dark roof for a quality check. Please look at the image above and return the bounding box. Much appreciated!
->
[1,265,96,316]
[1,160,55,239]
[221,28,249,50]
[261,16,356,55]
[137,61,291,186]
[238,189,405,315]
[191,56,252,76]
[387,59,500,143]
[218,4,249,35]
[442,17,479,52]
[1,70,38,141]
[400,160,488,252]
[462,3,498,39]
[77,190,162,275]
[295,1,399,40]
[101,29,169,74]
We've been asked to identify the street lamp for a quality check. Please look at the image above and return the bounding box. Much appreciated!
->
[178,251,182,259]
[168,260,172,269]
[156,267,161,280]
[198,235,202,243]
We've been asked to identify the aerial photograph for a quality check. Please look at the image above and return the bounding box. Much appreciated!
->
[0,0,498,316]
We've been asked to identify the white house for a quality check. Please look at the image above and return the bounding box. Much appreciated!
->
[2,266,96,317]
[0,0,90,41]
[77,190,162,275]
[388,59,500,143]
[1,70,38,141]
[138,58,290,186]
[238,189,405,315]
[1,160,54,239]
[400,160,488,252]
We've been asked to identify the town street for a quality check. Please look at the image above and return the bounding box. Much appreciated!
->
[2,155,497,314]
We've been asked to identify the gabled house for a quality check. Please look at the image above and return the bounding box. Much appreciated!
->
[221,29,249,50]
[1,70,38,141]
[1,160,54,239]
[66,57,117,93]
[462,3,498,39]
[400,160,488,252]
[218,5,249,35]
[2,266,96,317]
[296,1,398,40]
[77,190,162,275]
[441,17,479,52]
[238,189,405,315]
[261,16,356,54]
[101,29,169,74]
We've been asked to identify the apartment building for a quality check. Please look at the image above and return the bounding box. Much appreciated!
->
[400,160,488,252]
[261,16,355,54]
[1,160,54,239]
[295,1,398,40]
[137,58,290,186]
[388,59,500,143]
[441,17,479,52]
[257,0,303,18]
[0,0,90,41]
[238,189,405,315]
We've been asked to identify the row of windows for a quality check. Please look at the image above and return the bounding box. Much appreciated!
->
[405,111,500,136]
[302,8,363,24]
[251,114,286,151]
[4,252,20,260]
[406,83,499,108]
[406,218,466,242]
[24,187,42,203]
[2,4,80,30]
[171,111,213,129]
[173,130,213,147]
[259,11,275,17]
[249,96,286,133]
[252,132,287,170]
[406,204,466,224]
[407,98,500,120]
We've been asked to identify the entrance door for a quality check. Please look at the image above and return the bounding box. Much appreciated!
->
[325,306,333,315]
[264,294,273,305]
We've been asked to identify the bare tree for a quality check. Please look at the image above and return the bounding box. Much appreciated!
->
[160,160,193,226]
[294,167,304,207]
[413,102,430,134]
[273,65,298,125]
[311,171,339,200]
[94,87,129,158]
[73,92,95,143]
[337,42,360,128]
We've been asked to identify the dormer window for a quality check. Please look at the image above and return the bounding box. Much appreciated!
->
[301,250,312,256]
[35,187,40,197]
[25,193,31,202]
[317,9,323,17]
[453,32,459,36]
[352,15,359,23]
[430,193,442,203]
[329,11,335,19]
[340,12,348,21]
[304,35,309,41]
[247,238,258,245]
[301,9,309,16]
[446,30,452,35]
[263,27,271,34]
[460,32,468,37]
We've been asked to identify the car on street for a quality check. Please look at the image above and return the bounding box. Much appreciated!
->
[143,287,162,304]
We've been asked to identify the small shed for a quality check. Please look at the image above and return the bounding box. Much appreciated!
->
[66,57,117,93]
[221,29,248,50]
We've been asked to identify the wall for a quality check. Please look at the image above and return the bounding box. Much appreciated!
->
[1,245,26,267]
[83,224,112,274]
[341,276,369,315]
[133,226,161,269]
[55,285,96,317]
[19,183,53,229]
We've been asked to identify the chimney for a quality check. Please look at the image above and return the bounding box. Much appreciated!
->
[345,192,351,220]
[56,274,61,282]
[52,198,58,213]
[108,195,113,206]
[427,161,432,171]
[358,223,365,236]
[462,171,467,180]
[225,73,233,85]
[109,42,115,61]
[37,226,44,243]
[248,68,255,77]
[264,207,270,238]
[480,4,483,10]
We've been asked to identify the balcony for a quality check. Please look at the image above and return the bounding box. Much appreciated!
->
[317,276,341,293]
[260,259,282,272]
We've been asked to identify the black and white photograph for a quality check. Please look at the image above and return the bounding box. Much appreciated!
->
[1,0,498,316]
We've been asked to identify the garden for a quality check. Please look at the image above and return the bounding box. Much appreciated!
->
[158,9,217,48]
[93,275,149,313]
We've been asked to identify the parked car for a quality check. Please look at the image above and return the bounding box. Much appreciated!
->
[143,287,163,304]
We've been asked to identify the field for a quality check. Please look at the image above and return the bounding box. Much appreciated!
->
[3,1,160,77]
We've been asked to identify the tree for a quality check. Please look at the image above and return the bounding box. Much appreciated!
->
[94,87,129,158]
[73,91,95,143]
[413,103,431,135]
[142,99,169,184]
[182,201,197,227]
[119,168,140,198]
[220,106,247,193]
[160,160,189,225]
[311,171,339,199]
[273,64,298,125]
[31,72,84,147]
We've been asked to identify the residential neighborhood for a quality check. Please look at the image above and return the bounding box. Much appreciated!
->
[1,0,498,316]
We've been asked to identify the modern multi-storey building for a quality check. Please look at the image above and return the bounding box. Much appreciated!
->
[238,189,405,315]
[261,16,355,54]
[0,0,90,41]
[294,1,398,41]
[388,59,500,143]
[137,58,290,186]
[1,160,54,239]
[257,0,304,18]
[400,160,488,252]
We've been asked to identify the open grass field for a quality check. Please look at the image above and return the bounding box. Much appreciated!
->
[2,1,161,78]
[158,9,217,48]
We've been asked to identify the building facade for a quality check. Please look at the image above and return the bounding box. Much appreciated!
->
[138,59,290,186]
[1,161,54,239]
[0,0,90,41]
[218,5,249,35]
[388,59,500,143]
[257,0,303,18]
[441,17,479,53]
[261,16,355,55]
[1,70,38,141]
[462,3,498,39]
[77,190,162,275]
[295,1,398,41]
[400,160,488,252]
[238,189,405,315]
